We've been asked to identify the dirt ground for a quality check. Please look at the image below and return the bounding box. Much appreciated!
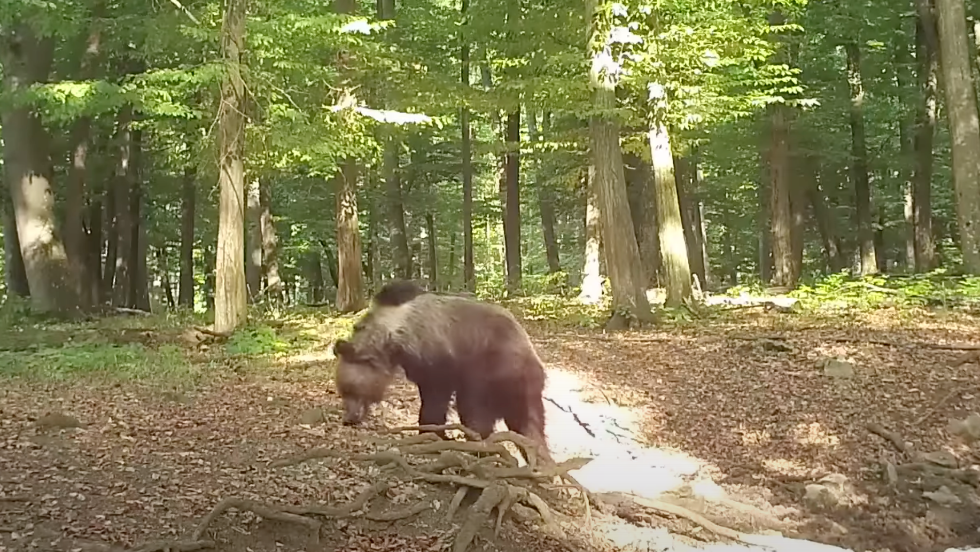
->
[1,308,979,552]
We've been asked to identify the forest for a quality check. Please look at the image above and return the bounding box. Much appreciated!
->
[2,0,980,551]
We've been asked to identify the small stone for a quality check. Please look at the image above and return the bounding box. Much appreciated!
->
[923,486,962,506]
[923,450,959,469]
[820,358,856,379]
[948,413,980,444]
[804,484,838,508]
[299,408,325,426]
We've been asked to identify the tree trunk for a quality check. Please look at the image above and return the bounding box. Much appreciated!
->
[757,149,773,284]
[624,152,660,286]
[913,4,938,271]
[203,244,215,311]
[335,158,366,312]
[85,184,103,305]
[691,152,712,288]
[102,167,117,301]
[934,0,980,271]
[259,179,281,304]
[650,124,693,307]
[246,177,262,300]
[527,109,561,274]
[769,103,798,287]
[895,38,917,269]
[1,185,29,297]
[845,42,879,275]
[1,26,82,314]
[214,0,248,333]
[578,166,603,304]
[179,167,196,308]
[675,155,707,290]
[425,213,438,287]
[131,135,149,311]
[158,247,176,310]
[587,0,653,325]
[381,133,412,280]
[308,251,325,303]
[447,232,457,285]
[807,163,844,272]
[111,108,134,308]
[503,110,522,293]
[460,0,475,292]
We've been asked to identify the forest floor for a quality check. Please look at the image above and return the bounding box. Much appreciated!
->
[0,300,979,552]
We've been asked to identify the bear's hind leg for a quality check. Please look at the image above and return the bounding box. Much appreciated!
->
[456,388,496,440]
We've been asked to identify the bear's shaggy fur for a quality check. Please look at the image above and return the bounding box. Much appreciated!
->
[333,281,550,458]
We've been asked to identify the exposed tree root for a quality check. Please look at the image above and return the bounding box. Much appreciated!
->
[192,498,322,542]
[133,540,215,552]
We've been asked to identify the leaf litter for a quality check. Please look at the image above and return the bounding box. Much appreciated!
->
[0,309,978,552]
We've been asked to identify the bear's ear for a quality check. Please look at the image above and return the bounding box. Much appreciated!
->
[334,339,355,359]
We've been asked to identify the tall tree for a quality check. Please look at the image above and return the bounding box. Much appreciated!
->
[527,109,561,275]
[246,178,262,299]
[111,109,135,307]
[769,102,798,287]
[0,185,29,297]
[503,111,522,293]
[913,2,938,270]
[460,0,475,292]
[587,0,654,326]
[578,166,603,304]
[934,0,980,271]
[650,123,693,307]
[844,42,878,275]
[1,24,82,314]
[259,179,282,304]
[178,167,195,308]
[624,152,660,285]
[214,0,248,333]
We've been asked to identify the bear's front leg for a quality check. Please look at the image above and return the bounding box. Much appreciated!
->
[417,385,452,439]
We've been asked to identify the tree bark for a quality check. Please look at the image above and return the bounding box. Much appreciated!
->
[102,165,117,302]
[587,0,653,325]
[179,167,196,308]
[335,158,366,311]
[527,109,561,274]
[425,213,438,287]
[246,177,262,300]
[158,247,176,310]
[112,108,135,308]
[757,148,773,283]
[913,4,938,271]
[895,38,917,269]
[1,26,82,315]
[259,179,281,304]
[845,42,879,275]
[934,0,980,271]
[308,250,325,303]
[383,132,412,279]
[1,185,29,297]
[675,154,707,289]
[85,182,103,305]
[650,124,693,307]
[624,152,660,286]
[214,0,248,332]
[503,110,522,293]
[691,152,712,288]
[203,244,215,311]
[131,133,149,312]
[578,166,603,304]
[460,0,475,292]
[769,102,798,287]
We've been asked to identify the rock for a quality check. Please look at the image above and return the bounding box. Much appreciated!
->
[819,358,856,379]
[35,412,82,430]
[804,484,838,508]
[923,450,959,469]
[299,408,325,426]
[923,485,962,506]
[948,413,980,444]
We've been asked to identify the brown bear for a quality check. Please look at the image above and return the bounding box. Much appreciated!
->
[332,280,550,459]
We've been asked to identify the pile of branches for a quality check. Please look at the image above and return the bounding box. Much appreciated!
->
[128,424,593,552]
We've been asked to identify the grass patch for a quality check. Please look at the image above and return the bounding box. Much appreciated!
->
[0,341,201,383]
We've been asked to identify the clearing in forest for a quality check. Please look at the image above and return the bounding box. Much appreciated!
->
[0,303,978,552]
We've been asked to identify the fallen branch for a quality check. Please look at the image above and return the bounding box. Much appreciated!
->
[388,423,484,442]
[283,482,391,517]
[866,422,914,458]
[114,307,151,316]
[626,494,757,546]
[915,388,960,425]
[365,502,432,521]
[192,498,321,542]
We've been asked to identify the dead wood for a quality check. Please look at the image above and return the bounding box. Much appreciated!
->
[192,498,322,542]
[915,388,960,425]
[387,423,484,442]
[625,494,754,545]
[866,422,914,458]
[282,481,391,517]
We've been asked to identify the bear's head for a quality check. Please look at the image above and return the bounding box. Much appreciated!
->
[333,338,398,425]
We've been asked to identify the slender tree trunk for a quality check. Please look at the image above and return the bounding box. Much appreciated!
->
[503,111,522,293]
[335,158,365,311]
[425,213,438,287]
[691,152,712,288]
[85,183,103,305]
[1,185,29,297]
[914,5,938,271]
[650,124,693,307]
[308,251,325,303]
[259,179,281,304]
[214,0,248,332]
[158,247,176,310]
[845,42,879,274]
[809,178,843,272]
[1,26,82,314]
[131,133,150,311]
[112,108,134,307]
[102,169,117,301]
[578,166,603,304]
[246,177,262,299]
[934,0,980,271]
[895,38,917,269]
[179,167,196,308]
[460,0,474,292]
[203,244,215,311]
[758,149,773,283]
[769,103,797,287]
[527,109,561,274]
[447,232,457,285]
[382,133,412,279]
